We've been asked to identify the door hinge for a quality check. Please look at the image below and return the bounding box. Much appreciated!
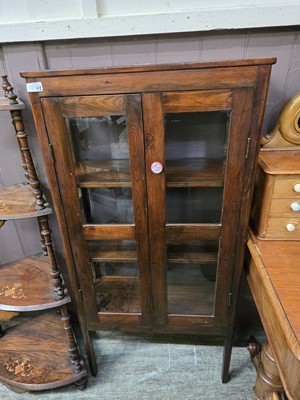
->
[228,292,232,307]
[245,137,251,159]
[49,143,55,164]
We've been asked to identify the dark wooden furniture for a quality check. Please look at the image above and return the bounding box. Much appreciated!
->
[22,58,275,382]
[246,229,300,400]
[0,77,87,392]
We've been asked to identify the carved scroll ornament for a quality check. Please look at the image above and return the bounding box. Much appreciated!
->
[262,92,300,148]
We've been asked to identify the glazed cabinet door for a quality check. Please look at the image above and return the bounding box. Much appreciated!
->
[42,95,152,328]
[143,89,255,332]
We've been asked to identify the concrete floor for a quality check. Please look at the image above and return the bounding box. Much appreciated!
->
[1,330,259,400]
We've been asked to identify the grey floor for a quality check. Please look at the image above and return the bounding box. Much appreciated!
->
[1,330,260,400]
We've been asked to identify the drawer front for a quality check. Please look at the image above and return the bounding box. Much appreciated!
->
[264,217,300,239]
[269,198,300,216]
[273,175,300,198]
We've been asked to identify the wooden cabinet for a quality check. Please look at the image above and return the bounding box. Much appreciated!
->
[0,77,87,392]
[251,150,300,240]
[22,58,275,382]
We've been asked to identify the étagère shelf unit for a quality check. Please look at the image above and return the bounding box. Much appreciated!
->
[0,76,87,392]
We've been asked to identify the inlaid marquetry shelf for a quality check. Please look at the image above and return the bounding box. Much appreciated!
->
[0,76,87,390]
[0,254,70,312]
[0,311,87,391]
[0,183,51,220]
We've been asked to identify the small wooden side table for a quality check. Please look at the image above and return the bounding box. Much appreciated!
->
[245,229,300,400]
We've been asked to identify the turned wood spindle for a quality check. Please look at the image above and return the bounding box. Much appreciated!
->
[1,76,29,182]
[37,217,48,256]
[59,305,87,387]
[11,110,46,209]
[1,75,46,209]
[1,75,18,104]
[38,216,65,299]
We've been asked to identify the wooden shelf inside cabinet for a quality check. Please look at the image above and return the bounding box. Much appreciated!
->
[95,267,216,316]
[75,158,225,188]
[88,240,137,262]
[0,183,51,220]
[88,241,218,264]
[0,254,70,312]
[0,311,87,391]
[166,158,225,187]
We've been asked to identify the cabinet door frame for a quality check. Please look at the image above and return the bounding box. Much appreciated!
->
[142,88,255,330]
[41,94,153,327]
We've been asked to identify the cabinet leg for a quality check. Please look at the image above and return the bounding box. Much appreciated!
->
[222,324,235,383]
[247,338,285,399]
[80,323,98,376]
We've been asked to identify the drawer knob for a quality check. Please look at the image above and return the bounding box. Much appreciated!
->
[291,202,300,211]
[286,223,296,232]
[151,161,163,174]
[294,183,300,192]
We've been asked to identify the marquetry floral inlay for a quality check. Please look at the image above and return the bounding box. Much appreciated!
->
[4,357,34,377]
[0,282,26,299]
[0,203,7,212]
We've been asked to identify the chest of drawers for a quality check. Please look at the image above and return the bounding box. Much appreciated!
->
[251,150,300,240]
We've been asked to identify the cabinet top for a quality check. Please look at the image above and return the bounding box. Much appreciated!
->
[259,149,300,175]
[21,57,276,78]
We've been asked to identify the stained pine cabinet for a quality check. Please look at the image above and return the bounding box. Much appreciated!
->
[22,58,275,381]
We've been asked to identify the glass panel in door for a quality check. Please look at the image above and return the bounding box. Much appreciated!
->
[59,95,150,320]
[165,111,230,316]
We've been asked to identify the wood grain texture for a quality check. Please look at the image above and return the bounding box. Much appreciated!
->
[0,311,87,391]
[22,67,259,97]
[28,89,98,377]
[251,150,300,239]
[75,160,131,188]
[83,224,135,240]
[0,97,24,111]
[75,158,225,188]
[246,230,300,400]
[125,94,153,324]
[20,58,276,78]
[143,92,167,326]
[163,90,232,112]
[0,254,70,311]
[60,95,125,117]
[42,98,100,325]
[23,59,275,382]
[166,158,224,187]
[0,183,51,220]
[166,224,221,241]
[259,150,300,175]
